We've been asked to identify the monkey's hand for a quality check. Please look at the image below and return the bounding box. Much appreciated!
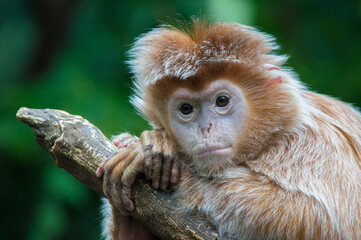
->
[112,132,139,148]
[96,131,179,214]
[96,133,144,214]
[140,129,179,190]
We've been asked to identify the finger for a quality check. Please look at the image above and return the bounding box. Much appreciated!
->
[119,152,144,212]
[96,162,105,177]
[112,133,139,148]
[110,177,129,215]
[150,131,164,189]
[102,149,128,175]
[118,138,139,148]
[160,134,174,189]
[103,151,126,201]
[102,144,140,206]
[96,150,120,177]
[160,155,172,190]
[109,144,141,180]
[140,130,154,179]
[113,139,120,147]
[122,150,145,181]
[124,137,139,147]
[144,146,152,179]
[113,146,143,215]
[121,186,134,212]
[112,180,126,214]
[103,170,113,205]
[120,176,134,213]
[117,142,126,148]
[171,156,180,184]
[151,153,162,189]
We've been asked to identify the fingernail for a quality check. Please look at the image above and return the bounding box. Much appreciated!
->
[126,200,132,210]
[96,168,102,177]
[171,175,178,184]
[129,201,134,211]
[153,180,159,189]
[162,183,168,190]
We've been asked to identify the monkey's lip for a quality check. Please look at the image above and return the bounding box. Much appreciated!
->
[196,146,232,157]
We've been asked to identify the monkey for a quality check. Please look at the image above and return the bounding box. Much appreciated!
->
[96,18,361,239]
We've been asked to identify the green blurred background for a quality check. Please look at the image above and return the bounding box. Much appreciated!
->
[1,0,360,239]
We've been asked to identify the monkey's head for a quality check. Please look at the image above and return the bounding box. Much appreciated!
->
[129,19,304,177]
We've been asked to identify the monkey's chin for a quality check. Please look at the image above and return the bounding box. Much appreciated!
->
[190,148,235,177]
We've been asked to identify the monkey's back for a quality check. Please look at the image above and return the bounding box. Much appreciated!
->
[250,91,361,238]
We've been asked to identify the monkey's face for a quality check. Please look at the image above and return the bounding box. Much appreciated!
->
[168,80,248,176]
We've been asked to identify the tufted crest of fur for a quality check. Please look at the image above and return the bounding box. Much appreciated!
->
[128,19,288,122]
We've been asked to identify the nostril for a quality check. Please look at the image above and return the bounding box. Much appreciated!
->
[207,123,212,133]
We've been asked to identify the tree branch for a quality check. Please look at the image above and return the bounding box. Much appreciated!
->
[16,107,221,240]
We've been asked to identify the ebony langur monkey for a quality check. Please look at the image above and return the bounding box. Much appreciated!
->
[96,19,361,239]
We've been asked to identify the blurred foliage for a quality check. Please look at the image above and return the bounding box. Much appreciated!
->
[0,0,360,239]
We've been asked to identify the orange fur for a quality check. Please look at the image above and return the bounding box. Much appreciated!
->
[102,19,361,239]
[133,19,361,239]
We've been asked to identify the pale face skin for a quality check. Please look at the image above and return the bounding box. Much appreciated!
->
[168,80,248,175]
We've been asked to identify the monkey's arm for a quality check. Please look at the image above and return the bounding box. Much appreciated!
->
[16,107,223,240]
[180,167,334,239]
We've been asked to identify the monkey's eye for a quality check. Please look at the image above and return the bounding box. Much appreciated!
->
[216,96,229,107]
[179,103,193,115]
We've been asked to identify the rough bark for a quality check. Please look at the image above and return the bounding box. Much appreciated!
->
[16,107,222,240]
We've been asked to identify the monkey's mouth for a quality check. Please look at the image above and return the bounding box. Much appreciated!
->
[196,146,232,157]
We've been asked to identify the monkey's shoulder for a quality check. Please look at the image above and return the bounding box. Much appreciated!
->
[305,91,361,126]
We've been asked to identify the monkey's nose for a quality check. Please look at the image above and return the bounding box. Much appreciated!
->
[200,123,212,137]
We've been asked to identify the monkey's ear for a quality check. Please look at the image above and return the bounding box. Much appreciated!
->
[263,64,283,86]
[263,63,280,71]
[266,76,283,86]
